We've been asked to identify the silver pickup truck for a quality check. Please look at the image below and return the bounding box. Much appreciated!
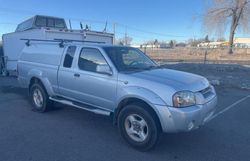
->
[18,40,217,151]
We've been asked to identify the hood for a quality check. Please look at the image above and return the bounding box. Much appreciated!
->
[130,68,209,92]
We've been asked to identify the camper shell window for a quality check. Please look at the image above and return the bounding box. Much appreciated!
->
[55,19,65,28]
[35,16,47,27]
[16,18,33,32]
[47,18,55,27]
[35,16,67,29]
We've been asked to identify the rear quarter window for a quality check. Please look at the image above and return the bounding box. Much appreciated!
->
[63,46,77,68]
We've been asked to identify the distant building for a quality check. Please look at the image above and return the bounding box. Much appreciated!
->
[176,42,186,47]
[234,38,250,48]
[131,43,170,49]
[197,42,226,48]
[130,44,141,48]
[141,44,160,48]
[159,43,171,48]
[197,37,250,48]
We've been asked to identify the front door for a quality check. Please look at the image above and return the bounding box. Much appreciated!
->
[60,47,117,111]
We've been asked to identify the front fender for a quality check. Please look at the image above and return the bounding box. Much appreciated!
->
[116,86,167,107]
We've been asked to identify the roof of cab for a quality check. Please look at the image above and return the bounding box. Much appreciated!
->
[66,43,132,49]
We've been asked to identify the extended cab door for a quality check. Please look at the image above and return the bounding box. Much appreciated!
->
[57,45,79,98]
[58,46,117,111]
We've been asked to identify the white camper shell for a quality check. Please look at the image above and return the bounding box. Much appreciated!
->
[2,15,114,74]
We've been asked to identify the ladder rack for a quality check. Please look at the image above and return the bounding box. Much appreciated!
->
[20,38,106,48]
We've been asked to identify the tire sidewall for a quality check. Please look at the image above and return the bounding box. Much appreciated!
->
[29,83,48,112]
[118,104,160,151]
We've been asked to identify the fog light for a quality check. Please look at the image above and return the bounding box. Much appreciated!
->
[188,121,195,130]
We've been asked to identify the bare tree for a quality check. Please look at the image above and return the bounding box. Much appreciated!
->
[204,0,250,54]
[116,36,133,46]
[169,40,175,48]
[154,39,159,48]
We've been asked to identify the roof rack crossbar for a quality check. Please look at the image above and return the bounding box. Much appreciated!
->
[54,39,106,44]
[21,38,64,48]
[20,38,62,42]
[20,38,106,48]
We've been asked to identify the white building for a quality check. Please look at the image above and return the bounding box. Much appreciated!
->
[197,42,225,48]
[234,37,250,48]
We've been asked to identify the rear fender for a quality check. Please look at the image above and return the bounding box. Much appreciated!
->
[28,69,55,96]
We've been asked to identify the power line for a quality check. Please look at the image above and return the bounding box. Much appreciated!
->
[0,22,18,25]
[0,7,196,42]
[116,23,189,38]
[0,7,196,38]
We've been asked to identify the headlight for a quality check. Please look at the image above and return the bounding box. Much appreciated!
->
[172,91,196,108]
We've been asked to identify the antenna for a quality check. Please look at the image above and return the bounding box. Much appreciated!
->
[80,22,83,30]
[103,21,107,33]
[85,24,89,31]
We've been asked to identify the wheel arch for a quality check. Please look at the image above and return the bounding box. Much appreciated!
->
[28,76,54,96]
[113,97,163,132]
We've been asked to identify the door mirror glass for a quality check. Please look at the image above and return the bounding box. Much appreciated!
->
[96,64,112,75]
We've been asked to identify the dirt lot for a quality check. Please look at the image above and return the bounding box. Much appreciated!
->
[144,47,250,65]
[162,63,250,90]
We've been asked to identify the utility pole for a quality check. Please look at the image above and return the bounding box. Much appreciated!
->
[113,23,116,44]
[69,19,72,30]
[125,26,128,45]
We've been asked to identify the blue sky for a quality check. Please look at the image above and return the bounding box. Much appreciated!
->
[0,0,248,44]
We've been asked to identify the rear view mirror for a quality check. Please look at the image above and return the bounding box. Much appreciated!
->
[96,64,113,75]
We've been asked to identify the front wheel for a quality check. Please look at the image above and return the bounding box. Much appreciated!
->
[118,103,160,151]
[29,83,52,112]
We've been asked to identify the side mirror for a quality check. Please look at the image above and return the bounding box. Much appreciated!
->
[96,64,113,76]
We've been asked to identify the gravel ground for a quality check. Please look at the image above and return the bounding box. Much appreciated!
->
[162,63,250,90]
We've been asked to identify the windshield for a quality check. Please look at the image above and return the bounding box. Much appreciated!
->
[103,47,158,72]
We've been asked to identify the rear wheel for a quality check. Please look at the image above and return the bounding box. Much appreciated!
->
[118,103,160,151]
[29,83,52,112]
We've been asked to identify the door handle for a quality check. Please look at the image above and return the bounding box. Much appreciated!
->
[74,73,80,77]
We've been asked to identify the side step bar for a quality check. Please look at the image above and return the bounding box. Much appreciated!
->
[49,97,111,116]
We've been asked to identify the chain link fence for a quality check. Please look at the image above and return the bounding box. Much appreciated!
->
[142,47,250,65]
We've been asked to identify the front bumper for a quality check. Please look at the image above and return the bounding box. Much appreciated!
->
[154,95,217,133]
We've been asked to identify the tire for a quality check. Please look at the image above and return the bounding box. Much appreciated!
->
[118,103,160,151]
[29,82,52,112]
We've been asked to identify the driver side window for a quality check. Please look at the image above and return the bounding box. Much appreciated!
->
[78,48,108,73]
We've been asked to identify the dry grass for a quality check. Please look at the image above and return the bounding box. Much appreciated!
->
[142,47,250,64]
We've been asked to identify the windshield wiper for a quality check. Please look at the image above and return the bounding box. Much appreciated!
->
[125,67,145,71]
[122,65,162,73]
[143,65,162,70]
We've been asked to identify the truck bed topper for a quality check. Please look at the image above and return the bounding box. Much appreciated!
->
[1,15,114,75]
